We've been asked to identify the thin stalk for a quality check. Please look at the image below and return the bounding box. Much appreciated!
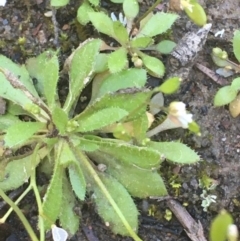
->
[0,184,32,223]
[69,141,143,241]
[30,143,45,241]
[131,0,162,33]
[0,188,39,241]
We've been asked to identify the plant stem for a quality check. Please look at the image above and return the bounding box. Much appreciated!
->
[69,142,143,241]
[134,0,162,29]
[31,144,45,241]
[0,184,32,223]
[0,188,39,241]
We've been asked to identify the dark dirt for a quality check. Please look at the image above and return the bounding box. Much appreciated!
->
[0,0,240,241]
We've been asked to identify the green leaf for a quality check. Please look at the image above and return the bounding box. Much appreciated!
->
[26,50,59,109]
[0,55,39,97]
[88,12,114,36]
[89,0,99,6]
[76,107,129,132]
[51,0,69,7]
[108,48,128,74]
[231,77,240,91]
[233,30,240,62]
[77,1,95,25]
[155,40,176,54]
[112,21,129,45]
[158,77,181,94]
[0,70,36,109]
[64,39,101,113]
[96,68,147,98]
[130,37,153,48]
[94,54,108,73]
[147,141,200,164]
[184,1,207,26]
[0,113,21,130]
[0,147,48,191]
[77,91,152,123]
[59,173,79,235]
[105,157,168,197]
[140,54,165,77]
[93,174,138,235]
[68,164,86,200]
[123,0,139,19]
[136,12,178,37]
[52,106,68,134]
[210,210,233,241]
[214,86,237,106]
[4,122,45,148]
[42,164,63,229]
[83,137,162,169]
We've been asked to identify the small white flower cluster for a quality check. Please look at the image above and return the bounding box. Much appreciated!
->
[200,190,217,212]
[168,102,193,128]
[110,12,127,26]
[0,0,6,6]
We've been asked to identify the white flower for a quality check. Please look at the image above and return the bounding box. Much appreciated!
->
[51,225,68,241]
[227,224,239,241]
[168,102,193,128]
[0,0,6,6]
[200,190,217,212]
[110,12,127,26]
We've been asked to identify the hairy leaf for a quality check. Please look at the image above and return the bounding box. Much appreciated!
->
[75,91,152,123]
[136,13,178,37]
[68,164,86,200]
[214,86,237,106]
[0,55,39,97]
[0,113,21,130]
[89,0,99,6]
[59,173,79,235]
[233,30,240,62]
[64,39,101,113]
[77,1,95,25]
[155,40,176,54]
[158,77,181,94]
[231,77,240,91]
[0,147,49,191]
[82,137,162,168]
[96,68,147,98]
[108,48,128,73]
[0,71,36,109]
[94,54,108,73]
[112,21,129,45]
[88,12,114,37]
[52,106,68,134]
[123,0,139,19]
[184,1,207,26]
[42,164,63,229]
[4,122,45,148]
[95,152,168,197]
[76,107,129,132]
[147,141,200,164]
[210,210,233,241]
[93,174,138,235]
[130,37,153,48]
[140,54,165,77]
[26,50,59,109]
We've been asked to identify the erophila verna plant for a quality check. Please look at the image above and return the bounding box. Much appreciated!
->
[211,30,240,118]
[0,39,199,241]
[0,1,205,241]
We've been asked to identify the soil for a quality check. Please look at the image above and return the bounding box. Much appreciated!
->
[0,0,240,241]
